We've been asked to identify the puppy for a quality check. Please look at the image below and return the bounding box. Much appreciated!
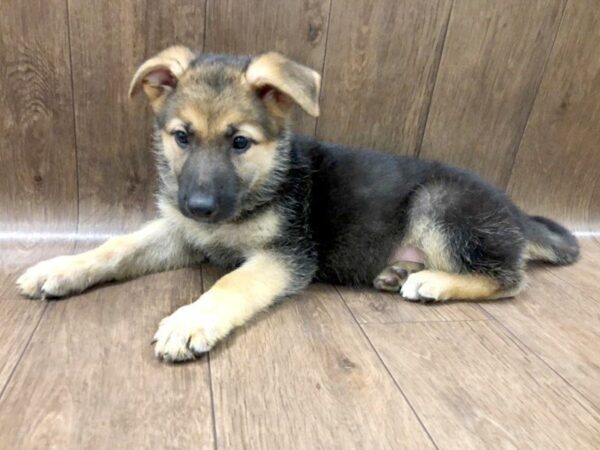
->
[17,46,580,362]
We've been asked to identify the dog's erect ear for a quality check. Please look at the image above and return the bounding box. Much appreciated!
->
[128,46,195,107]
[245,52,321,118]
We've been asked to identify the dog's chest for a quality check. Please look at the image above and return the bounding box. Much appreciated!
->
[179,207,282,257]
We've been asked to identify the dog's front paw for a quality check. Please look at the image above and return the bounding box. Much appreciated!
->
[16,255,90,299]
[153,301,223,362]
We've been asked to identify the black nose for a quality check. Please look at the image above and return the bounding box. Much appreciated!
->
[186,193,217,218]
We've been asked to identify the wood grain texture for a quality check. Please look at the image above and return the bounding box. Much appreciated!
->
[0,0,78,233]
[543,237,600,295]
[507,0,600,230]
[0,240,76,298]
[419,0,565,187]
[0,299,45,395]
[68,0,205,233]
[203,266,434,449]
[204,0,331,135]
[482,265,600,408]
[338,285,486,323]
[0,267,214,450]
[316,0,452,154]
[2,1,600,447]
[364,320,600,448]
[0,240,73,399]
[1,246,600,447]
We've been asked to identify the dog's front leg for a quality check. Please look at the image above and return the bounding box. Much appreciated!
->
[17,218,191,298]
[153,251,299,362]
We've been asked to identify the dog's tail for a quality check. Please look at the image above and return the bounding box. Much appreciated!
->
[524,215,580,265]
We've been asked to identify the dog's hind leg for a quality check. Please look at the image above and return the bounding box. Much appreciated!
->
[400,270,523,302]
[396,182,526,302]
[373,261,425,292]
[17,218,192,299]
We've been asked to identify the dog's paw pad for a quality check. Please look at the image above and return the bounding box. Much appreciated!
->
[373,261,426,293]
[415,282,445,302]
[153,304,218,362]
[400,276,421,300]
[16,269,45,299]
[16,256,89,299]
[373,273,402,292]
[400,271,446,303]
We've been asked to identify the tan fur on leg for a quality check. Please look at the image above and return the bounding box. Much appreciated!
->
[400,270,521,302]
[153,252,291,361]
[17,219,190,298]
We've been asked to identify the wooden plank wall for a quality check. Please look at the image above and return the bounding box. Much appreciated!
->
[1,0,599,233]
[0,0,78,235]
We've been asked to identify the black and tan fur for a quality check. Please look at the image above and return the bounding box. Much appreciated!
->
[17,46,580,362]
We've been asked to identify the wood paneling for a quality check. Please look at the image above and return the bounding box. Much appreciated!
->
[507,0,600,230]
[2,246,600,447]
[482,266,600,407]
[0,0,77,233]
[204,0,331,135]
[2,3,600,448]
[364,320,600,448]
[0,267,214,450]
[2,0,600,232]
[0,299,46,395]
[316,0,452,154]
[68,0,206,233]
[203,266,434,449]
[0,241,74,393]
[419,0,565,187]
[543,237,600,294]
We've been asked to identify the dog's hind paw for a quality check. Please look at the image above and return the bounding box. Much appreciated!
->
[400,270,446,303]
[373,261,425,292]
[16,255,90,299]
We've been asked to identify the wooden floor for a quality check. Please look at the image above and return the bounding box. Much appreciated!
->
[0,238,599,449]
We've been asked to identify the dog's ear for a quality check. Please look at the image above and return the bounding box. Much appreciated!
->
[245,52,321,118]
[128,46,195,108]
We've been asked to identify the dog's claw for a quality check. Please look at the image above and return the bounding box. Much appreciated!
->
[400,292,436,303]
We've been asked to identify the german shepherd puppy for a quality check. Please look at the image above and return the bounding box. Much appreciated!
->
[17,46,580,362]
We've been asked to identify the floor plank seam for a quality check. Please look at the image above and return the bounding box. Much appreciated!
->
[540,266,600,302]
[482,312,600,415]
[0,301,49,402]
[207,352,219,450]
[333,286,440,450]
[200,265,218,450]
[356,318,491,325]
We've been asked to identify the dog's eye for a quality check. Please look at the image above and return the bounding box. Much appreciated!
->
[232,136,251,153]
[174,130,190,148]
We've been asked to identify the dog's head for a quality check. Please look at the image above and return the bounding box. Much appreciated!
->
[129,46,320,223]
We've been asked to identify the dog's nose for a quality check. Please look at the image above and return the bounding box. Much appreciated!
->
[186,193,217,218]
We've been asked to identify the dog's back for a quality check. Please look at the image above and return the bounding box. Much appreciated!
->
[290,135,578,292]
